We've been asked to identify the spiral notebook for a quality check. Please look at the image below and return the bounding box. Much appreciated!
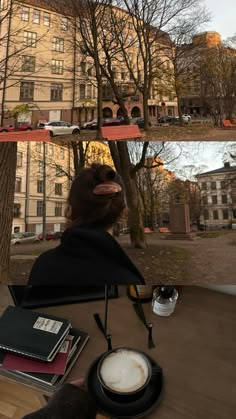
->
[0,306,71,362]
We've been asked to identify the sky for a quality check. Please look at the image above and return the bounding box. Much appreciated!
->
[204,0,235,39]
[165,142,236,179]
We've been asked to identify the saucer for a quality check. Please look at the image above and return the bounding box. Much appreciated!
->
[86,352,164,419]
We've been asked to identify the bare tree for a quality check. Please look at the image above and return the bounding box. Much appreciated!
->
[198,45,236,123]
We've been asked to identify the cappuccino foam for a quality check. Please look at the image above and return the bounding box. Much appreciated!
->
[100,350,149,393]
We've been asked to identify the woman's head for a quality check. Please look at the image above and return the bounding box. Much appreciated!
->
[66,163,126,230]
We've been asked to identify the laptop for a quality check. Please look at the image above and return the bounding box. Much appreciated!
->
[8,285,118,309]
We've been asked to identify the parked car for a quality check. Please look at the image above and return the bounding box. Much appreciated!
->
[177,114,191,123]
[158,116,179,124]
[81,119,97,129]
[38,121,80,137]
[90,118,124,130]
[11,232,40,245]
[0,125,15,133]
[132,117,152,128]
[0,123,33,133]
[38,231,55,241]
[53,231,63,240]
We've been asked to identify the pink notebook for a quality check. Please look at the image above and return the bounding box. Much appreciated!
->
[2,339,71,374]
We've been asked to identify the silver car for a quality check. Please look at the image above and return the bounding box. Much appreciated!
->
[38,121,80,137]
[11,232,40,245]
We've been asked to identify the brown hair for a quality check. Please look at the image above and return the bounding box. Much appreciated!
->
[65,163,126,229]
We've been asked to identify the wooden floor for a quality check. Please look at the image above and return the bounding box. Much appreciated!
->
[0,380,44,418]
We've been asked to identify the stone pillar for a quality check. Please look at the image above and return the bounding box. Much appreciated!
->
[167,203,193,240]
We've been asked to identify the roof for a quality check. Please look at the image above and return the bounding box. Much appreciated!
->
[197,165,236,177]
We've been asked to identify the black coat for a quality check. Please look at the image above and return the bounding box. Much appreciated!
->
[22,384,97,419]
[28,227,145,285]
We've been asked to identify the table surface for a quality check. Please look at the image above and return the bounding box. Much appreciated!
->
[0,286,236,419]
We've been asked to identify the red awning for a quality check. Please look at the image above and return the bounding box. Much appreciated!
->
[101,125,146,140]
[0,130,50,142]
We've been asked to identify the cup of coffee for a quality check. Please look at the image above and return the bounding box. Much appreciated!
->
[97,348,152,403]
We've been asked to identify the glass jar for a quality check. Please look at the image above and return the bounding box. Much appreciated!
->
[152,286,178,316]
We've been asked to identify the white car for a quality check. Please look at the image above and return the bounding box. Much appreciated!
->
[81,119,97,129]
[11,232,40,245]
[176,115,191,123]
[38,121,80,137]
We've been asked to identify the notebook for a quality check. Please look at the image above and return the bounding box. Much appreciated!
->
[7,328,89,386]
[0,306,71,362]
[8,285,118,309]
[2,336,72,374]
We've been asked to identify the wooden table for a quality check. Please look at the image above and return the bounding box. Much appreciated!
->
[0,286,236,419]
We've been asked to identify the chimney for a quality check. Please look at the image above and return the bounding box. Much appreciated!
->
[224,162,230,168]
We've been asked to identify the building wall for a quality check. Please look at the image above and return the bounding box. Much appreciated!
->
[198,170,236,228]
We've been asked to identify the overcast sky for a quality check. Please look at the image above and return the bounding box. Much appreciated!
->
[204,0,235,39]
[165,142,236,178]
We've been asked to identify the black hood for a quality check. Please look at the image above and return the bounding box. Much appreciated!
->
[28,227,145,286]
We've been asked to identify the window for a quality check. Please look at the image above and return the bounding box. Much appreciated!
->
[49,144,54,156]
[233,209,236,218]
[80,62,86,75]
[112,67,117,79]
[129,71,133,81]
[15,177,22,193]
[203,210,209,220]
[37,180,43,193]
[22,56,36,72]
[202,196,208,205]
[20,82,34,101]
[36,142,41,153]
[232,195,236,204]
[128,22,132,29]
[51,60,64,74]
[53,37,64,52]
[60,148,64,159]
[13,204,21,218]
[212,195,217,204]
[38,161,43,174]
[21,6,29,21]
[56,165,63,176]
[87,84,92,99]
[201,182,207,190]
[211,181,216,190]
[50,83,63,101]
[55,202,62,216]
[121,71,126,80]
[61,17,68,31]
[80,84,86,99]
[222,209,229,220]
[44,13,50,26]
[87,66,93,76]
[55,183,62,195]
[17,152,23,167]
[23,31,37,48]
[221,180,226,189]
[213,210,219,220]
[37,201,43,216]
[33,9,40,24]
[221,195,228,204]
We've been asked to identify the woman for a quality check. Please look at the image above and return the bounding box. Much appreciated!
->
[28,163,145,285]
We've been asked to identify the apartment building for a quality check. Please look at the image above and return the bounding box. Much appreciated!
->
[13,140,113,233]
[0,0,177,126]
[197,162,236,229]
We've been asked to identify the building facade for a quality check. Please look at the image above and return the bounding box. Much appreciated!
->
[197,162,236,229]
[0,0,178,126]
[13,140,113,233]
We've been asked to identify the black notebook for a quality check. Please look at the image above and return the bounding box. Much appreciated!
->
[5,328,89,388]
[0,306,71,362]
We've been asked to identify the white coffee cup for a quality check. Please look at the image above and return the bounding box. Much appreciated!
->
[97,348,152,401]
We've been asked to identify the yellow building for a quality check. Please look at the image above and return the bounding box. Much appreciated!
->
[0,0,177,126]
[13,140,113,233]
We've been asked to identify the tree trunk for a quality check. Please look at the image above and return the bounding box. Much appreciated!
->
[143,88,150,131]
[176,90,184,126]
[71,142,80,177]
[117,142,146,248]
[0,142,17,284]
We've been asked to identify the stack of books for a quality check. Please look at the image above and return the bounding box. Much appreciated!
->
[0,306,89,388]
